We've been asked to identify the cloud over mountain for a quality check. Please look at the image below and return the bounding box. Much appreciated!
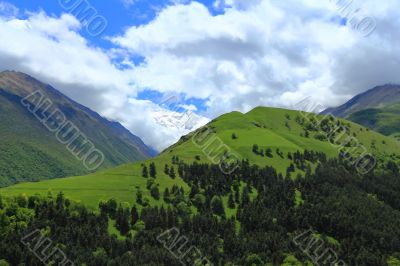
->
[0,0,399,150]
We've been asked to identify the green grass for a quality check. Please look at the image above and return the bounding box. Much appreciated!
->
[294,189,304,207]
[312,233,340,248]
[222,181,258,218]
[0,161,188,210]
[348,103,400,138]
[2,106,400,211]
[108,218,125,240]
[165,107,400,173]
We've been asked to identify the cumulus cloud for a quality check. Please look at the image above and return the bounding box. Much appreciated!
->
[0,9,208,150]
[111,0,400,117]
[0,0,399,150]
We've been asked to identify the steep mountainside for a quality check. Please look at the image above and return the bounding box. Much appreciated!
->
[322,84,400,139]
[322,84,400,117]
[2,106,400,208]
[0,71,154,186]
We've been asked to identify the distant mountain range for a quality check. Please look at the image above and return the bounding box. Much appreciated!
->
[0,71,155,186]
[2,70,399,189]
[322,84,400,140]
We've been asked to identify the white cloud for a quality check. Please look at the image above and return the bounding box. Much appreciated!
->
[0,10,200,150]
[0,0,399,150]
[0,1,18,17]
[112,0,400,119]
[114,98,209,151]
[121,0,137,8]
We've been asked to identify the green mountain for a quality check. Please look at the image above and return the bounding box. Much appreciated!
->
[323,84,400,140]
[2,106,399,209]
[348,104,400,140]
[0,71,155,186]
[2,105,400,265]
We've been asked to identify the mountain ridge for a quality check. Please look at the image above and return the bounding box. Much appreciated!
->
[322,84,400,139]
[322,84,400,117]
[0,70,155,186]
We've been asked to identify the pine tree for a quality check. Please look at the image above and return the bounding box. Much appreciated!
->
[150,186,160,200]
[234,188,240,203]
[164,164,169,175]
[252,144,259,154]
[142,165,148,178]
[116,205,130,235]
[56,192,64,209]
[189,184,198,198]
[130,205,139,226]
[228,193,235,209]
[169,166,176,179]
[242,186,250,205]
[146,178,155,190]
[149,162,156,178]
[178,164,184,177]
[387,161,399,176]
[266,148,273,158]
[107,198,117,218]
[136,189,143,205]
[211,196,225,216]
[163,188,170,203]
[288,163,295,172]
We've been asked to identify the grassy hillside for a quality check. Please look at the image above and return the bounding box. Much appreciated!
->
[0,71,154,186]
[0,161,188,210]
[348,103,400,140]
[322,84,400,141]
[2,107,400,210]
[165,107,400,172]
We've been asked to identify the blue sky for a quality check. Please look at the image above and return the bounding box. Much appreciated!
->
[0,0,396,150]
[9,0,221,50]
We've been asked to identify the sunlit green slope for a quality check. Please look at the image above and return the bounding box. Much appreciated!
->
[2,106,400,209]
